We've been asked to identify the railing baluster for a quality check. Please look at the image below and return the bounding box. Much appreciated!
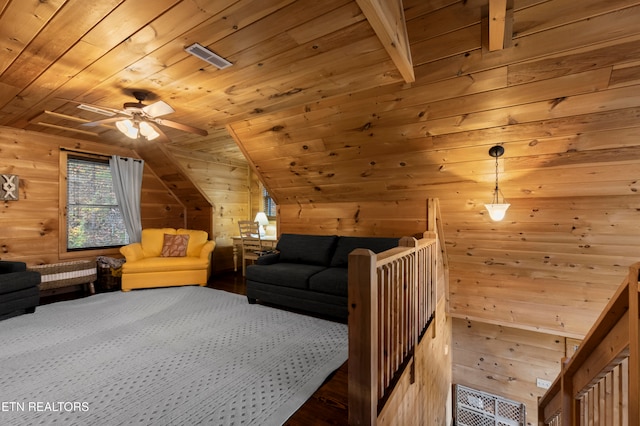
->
[348,236,438,425]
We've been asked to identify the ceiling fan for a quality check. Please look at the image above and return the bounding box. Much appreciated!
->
[75,91,208,140]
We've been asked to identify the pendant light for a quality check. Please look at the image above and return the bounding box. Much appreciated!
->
[484,145,510,221]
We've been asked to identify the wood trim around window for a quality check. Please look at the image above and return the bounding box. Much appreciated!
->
[58,149,122,260]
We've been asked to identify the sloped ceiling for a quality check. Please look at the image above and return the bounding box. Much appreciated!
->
[1,0,640,337]
[0,0,408,165]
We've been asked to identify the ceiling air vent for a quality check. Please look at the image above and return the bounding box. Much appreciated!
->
[185,43,232,69]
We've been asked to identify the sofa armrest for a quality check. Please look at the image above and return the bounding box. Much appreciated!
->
[120,243,144,262]
[256,252,280,265]
[199,240,216,259]
[0,270,41,290]
[0,260,27,274]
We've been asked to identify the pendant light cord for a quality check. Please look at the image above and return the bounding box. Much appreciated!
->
[492,154,500,204]
[494,154,499,192]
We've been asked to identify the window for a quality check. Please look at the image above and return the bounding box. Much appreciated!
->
[263,187,276,218]
[66,155,129,250]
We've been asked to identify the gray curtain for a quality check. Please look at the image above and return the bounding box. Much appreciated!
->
[110,156,144,243]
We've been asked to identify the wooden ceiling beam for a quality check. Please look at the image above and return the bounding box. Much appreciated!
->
[489,0,508,51]
[356,0,415,83]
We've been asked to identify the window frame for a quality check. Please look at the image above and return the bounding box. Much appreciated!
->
[262,187,277,220]
[58,150,125,259]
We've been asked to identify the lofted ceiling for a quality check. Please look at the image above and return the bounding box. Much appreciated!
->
[2,0,640,339]
[0,0,416,165]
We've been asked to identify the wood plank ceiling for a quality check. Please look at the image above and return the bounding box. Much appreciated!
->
[2,0,640,341]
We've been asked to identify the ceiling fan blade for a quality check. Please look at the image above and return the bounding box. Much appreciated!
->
[56,98,124,116]
[143,100,175,118]
[155,118,208,136]
[81,117,125,127]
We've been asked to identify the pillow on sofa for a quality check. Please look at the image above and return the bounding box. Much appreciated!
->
[276,234,338,266]
[161,234,190,257]
[330,236,399,267]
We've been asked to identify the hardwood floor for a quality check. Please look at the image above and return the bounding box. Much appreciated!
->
[207,271,349,426]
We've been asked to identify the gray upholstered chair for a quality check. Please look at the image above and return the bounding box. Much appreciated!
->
[0,261,41,320]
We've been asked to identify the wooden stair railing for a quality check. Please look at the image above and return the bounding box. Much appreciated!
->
[538,261,640,426]
[348,232,438,425]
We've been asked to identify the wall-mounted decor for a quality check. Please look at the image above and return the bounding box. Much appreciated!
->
[1,174,19,200]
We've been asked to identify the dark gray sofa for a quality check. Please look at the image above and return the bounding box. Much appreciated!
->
[0,261,41,321]
[245,233,398,321]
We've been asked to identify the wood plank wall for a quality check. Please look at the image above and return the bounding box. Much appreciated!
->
[278,199,428,238]
[452,318,566,425]
[0,126,185,265]
[133,140,214,236]
[171,149,251,272]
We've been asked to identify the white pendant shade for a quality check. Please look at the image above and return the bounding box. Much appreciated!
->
[484,203,510,221]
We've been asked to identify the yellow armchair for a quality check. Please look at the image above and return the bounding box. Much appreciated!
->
[119,228,215,292]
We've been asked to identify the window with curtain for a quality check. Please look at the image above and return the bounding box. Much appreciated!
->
[263,187,276,219]
[66,155,129,250]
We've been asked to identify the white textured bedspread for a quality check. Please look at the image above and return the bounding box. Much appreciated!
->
[0,286,348,425]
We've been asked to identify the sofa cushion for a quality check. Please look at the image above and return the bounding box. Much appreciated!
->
[308,267,348,297]
[177,229,210,257]
[245,263,326,290]
[330,236,399,267]
[246,281,348,321]
[122,257,209,274]
[141,228,177,258]
[276,234,338,266]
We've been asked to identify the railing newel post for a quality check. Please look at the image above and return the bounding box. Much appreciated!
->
[348,248,378,426]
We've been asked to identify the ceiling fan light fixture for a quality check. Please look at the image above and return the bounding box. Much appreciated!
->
[139,121,159,140]
[79,93,207,140]
[115,119,160,141]
[116,119,139,139]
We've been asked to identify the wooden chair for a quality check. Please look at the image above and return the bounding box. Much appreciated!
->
[238,220,263,276]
